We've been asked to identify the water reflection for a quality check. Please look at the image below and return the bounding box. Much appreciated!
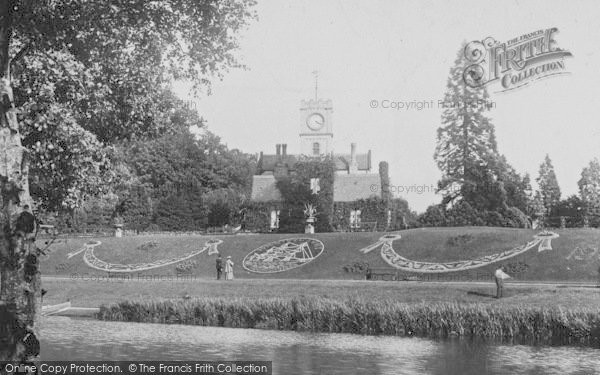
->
[41,317,599,375]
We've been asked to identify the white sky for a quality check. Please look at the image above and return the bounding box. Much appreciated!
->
[173,0,600,213]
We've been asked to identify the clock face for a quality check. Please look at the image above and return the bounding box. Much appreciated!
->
[306,113,325,131]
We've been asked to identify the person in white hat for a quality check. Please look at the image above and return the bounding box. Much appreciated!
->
[494,265,511,298]
[225,256,234,280]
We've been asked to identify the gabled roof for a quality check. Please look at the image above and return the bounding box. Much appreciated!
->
[257,152,371,173]
[333,173,382,202]
[258,155,299,172]
[250,175,282,202]
[333,153,371,171]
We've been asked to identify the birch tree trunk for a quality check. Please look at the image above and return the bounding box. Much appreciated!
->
[0,0,40,364]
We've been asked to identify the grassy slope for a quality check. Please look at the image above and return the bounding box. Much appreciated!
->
[39,227,600,281]
[42,278,600,309]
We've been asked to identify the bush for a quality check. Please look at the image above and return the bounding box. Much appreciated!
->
[202,188,244,228]
[240,202,272,232]
[483,210,504,227]
[418,205,447,227]
[501,207,530,228]
[115,186,153,232]
[446,201,482,226]
[154,193,196,231]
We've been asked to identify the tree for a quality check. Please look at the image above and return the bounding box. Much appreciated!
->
[555,195,585,227]
[418,204,447,227]
[434,45,499,207]
[11,0,256,209]
[203,188,245,228]
[115,185,154,232]
[122,129,255,194]
[1,0,39,362]
[389,197,418,229]
[496,156,532,215]
[0,0,257,363]
[578,158,600,225]
[529,191,546,220]
[432,46,532,227]
[536,154,561,217]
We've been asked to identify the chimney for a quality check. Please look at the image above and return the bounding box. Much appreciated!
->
[282,144,287,157]
[349,143,358,174]
[276,144,281,157]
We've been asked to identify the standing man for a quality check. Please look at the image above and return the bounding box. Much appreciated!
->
[216,254,223,280]
[494,265,511,298]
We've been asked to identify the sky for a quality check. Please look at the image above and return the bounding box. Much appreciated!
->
[173,0,600,213]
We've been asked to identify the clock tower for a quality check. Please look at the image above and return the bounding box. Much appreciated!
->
[299,98,333,156]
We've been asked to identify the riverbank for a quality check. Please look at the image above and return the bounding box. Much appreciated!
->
[96,295,600,345]
[39,278,600,344]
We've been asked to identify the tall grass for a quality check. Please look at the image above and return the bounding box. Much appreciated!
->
[97,297,600,345]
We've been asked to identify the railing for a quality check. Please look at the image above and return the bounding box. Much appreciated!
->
[349,221,377,232]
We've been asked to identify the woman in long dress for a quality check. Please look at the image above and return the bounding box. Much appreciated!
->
[225,256,234,280]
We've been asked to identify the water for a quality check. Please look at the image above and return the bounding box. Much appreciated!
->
[41,317,600,375]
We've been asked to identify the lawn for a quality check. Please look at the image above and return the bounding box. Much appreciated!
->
[41,278,600,309]
[39,227,600,281]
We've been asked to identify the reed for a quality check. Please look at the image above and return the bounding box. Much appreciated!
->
[97,296,600,345]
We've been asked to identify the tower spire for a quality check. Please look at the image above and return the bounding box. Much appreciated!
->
[312,70,319,100]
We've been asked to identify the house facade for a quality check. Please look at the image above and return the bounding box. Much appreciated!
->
[249,98,394,232]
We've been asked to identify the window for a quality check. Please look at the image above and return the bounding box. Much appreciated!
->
[310,178,320,194]
[270,210,280,229]
[312,142,320,155]
[350,209,362,229]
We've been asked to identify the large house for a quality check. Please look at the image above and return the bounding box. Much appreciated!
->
[250,98,391,231]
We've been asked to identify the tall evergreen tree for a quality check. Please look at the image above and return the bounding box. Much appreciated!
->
[434,45,499,207]
[496,156,532,214]
[536,155,561,216]
[429,45,533,228]
[578,158,600,221]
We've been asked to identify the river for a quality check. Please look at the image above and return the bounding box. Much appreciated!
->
[41,317,599,375]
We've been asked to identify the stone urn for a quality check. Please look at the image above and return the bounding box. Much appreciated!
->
[304,203,317,234]
[305,220,315,234]
[114,223,123,238]
[113,216,124,237]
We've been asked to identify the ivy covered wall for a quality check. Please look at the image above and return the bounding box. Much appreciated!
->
[275,156,336,233]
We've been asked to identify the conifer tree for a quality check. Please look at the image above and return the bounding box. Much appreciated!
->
[434,46,499,206]
[536,154,562,216]
[578,158,600,224]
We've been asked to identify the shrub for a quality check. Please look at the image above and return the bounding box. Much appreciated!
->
[115,185,153,232]
[418,205,446,227]
[501,207,530,228]
[446,201,481,226]
[154,193,196,231]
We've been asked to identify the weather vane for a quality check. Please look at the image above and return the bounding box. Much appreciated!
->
[312,70,319,100]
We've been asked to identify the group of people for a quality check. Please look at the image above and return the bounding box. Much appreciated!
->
[215,254,234,280]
